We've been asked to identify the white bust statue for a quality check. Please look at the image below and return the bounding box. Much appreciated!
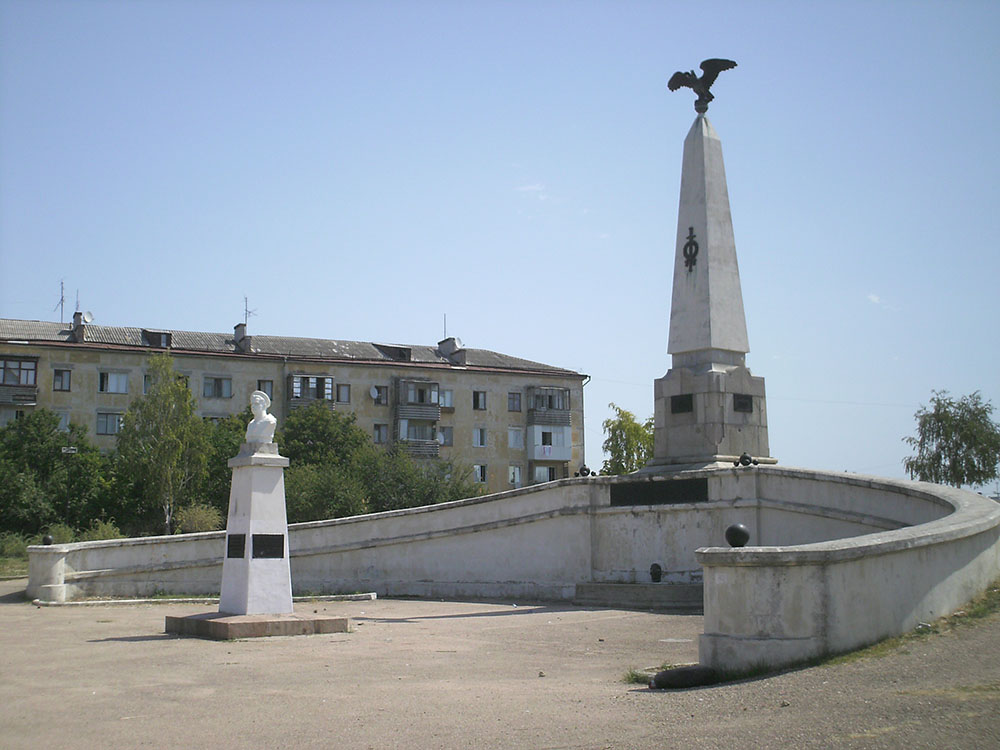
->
[245,390,277,443]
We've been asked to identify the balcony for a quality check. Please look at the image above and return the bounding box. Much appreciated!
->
[399,439,440,459]
[397,403,441,421]
[0,384,37,406]
[527,408,571,426]
[530,444,572,462]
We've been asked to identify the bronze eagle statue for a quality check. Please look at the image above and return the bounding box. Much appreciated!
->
[668,59,737,113]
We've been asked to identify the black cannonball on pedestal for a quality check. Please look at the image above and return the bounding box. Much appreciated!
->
[42,534,54,545]
[725,523,750,548]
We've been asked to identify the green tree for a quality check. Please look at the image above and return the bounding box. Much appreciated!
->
[277,400,480,521]
[903,390,1000,488]
[0,409,110,534]
[601,402,654,475]
[202,409,250,515]
[115,353,209,534]
[278,401,368,468]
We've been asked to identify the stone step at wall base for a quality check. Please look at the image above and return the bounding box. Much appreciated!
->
[573,583,703,613]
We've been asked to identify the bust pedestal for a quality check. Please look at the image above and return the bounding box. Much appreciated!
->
[218,442,293,615]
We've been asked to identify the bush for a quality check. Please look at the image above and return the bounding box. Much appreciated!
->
[173,503,223,533]
[0,532,29,559]
[77,519,125,542]
[45,523,76,544]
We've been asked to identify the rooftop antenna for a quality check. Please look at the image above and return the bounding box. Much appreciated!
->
[52,280,65,323]
[75,290,80,312]
[243,296,258,326]
[443,313,447,339]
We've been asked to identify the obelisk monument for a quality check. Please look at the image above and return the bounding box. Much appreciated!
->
[649,60,774,468]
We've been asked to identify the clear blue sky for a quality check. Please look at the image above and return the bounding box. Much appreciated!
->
[2,1,998,488]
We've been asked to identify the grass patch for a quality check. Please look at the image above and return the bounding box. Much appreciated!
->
[0,557,29,577]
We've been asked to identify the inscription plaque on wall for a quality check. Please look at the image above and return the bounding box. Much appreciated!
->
[671,394,694,414]
[226,534,246,559]
[252,533,285,559]
[610,478,709,506]
[733,394,753,413]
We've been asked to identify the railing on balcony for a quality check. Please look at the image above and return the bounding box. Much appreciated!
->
[0,384,38,406]
[399,439,440,459]
[397,403,441,421]
[527,408,571,426]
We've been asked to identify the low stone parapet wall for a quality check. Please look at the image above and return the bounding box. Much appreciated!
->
[697,468,1000,672]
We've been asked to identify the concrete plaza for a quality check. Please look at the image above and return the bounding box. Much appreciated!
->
[1,579,998,749]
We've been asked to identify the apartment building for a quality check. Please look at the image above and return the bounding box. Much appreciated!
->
[0,315,587,495]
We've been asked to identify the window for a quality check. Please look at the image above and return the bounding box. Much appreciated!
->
[473,427,487,447]
[291,376,333,400]
[540,429,565,448]
[336,384,351,403]
[1,359,36,385]
[508,427,524,450]
[473,391,487,410]
[473,464,487,483]
[203,377,232,399]
[532,388,568,411]
[507,392,521,412]
[53,369,71,391]
[373,424,389,444]
[406,422,434,441]
[534,465,557,483]
[257,380,273,399]
[405,382,438,404]
[56,411,70,431]
[97,412,124,435]
[144,330,171,348]
[374,385,389,405]
[438,426,453,446]
[439,389,453,408]
[98,372,128,393]
[143,374,151,395]
[508,465,522,487]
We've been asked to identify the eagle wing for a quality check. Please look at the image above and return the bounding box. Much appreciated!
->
[667,70,697,92]
[698,58,737,89]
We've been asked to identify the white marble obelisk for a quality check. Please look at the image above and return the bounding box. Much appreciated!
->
[649,114,774,468]
[218,391,294,615]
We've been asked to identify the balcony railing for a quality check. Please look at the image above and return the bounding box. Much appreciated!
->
[0,384,38,406]
[527,408,571,426]
[399,439,440,459]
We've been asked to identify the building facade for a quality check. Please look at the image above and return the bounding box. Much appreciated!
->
[0,315,587,495]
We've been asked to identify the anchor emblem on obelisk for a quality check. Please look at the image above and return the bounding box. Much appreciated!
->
[682,227,699,271]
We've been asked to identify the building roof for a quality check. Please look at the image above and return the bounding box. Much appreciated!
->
[0,318,583,378]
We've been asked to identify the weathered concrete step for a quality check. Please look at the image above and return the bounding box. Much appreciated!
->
[573,583,703,613]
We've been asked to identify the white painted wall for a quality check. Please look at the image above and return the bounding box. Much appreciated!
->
[27,465,1000,674]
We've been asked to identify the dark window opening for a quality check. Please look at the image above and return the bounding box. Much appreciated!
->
[733,394,753,413]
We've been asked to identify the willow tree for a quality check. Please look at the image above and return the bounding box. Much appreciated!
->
[903,390,1000,488]
[116,353,208,534]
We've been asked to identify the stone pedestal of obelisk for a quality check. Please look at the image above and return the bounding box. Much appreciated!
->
[648,113,775,469]
[218,442,293,615]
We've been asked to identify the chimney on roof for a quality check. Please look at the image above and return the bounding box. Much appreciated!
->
[234,322,251,353]
[437,336,466,365]
[72,311,87,342]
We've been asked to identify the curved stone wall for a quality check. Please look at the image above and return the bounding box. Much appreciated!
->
[26,465,1000,673]
[696,467,1000,671]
